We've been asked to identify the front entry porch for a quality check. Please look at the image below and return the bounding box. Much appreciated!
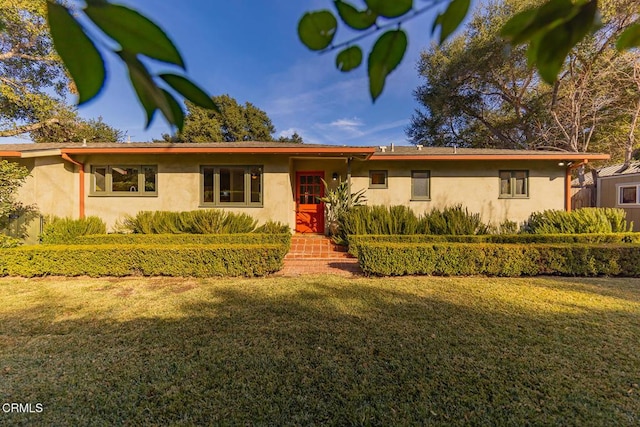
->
[277,234,361,276]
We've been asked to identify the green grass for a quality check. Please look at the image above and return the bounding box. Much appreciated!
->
[0,276,638,425]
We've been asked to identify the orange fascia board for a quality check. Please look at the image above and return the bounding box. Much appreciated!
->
[60,147,376,156]
[371,154,610,161]
[0,151,22,157]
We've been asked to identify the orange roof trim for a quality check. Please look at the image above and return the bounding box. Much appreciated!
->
[60,147,377,156]
[0,151,23,157]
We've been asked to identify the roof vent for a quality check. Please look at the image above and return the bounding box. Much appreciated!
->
[379,146,387,153]
[82,138,87,147]
[391,143,395,152]
[453,144,457,154]
[416,145,423,151]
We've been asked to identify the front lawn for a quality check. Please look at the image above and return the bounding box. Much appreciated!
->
[0,276,638,425]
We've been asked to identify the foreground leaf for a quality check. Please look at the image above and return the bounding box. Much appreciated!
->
[433,0,470,44]
[298,11,337,51]
[161,89,185,132]
[532,0,597,83]
[368,30,407,101]
[501,0,576,45]
[617,23,640,51]
[334,1,377,30]
[159,74,219,111]
[336,46,363,72]
[85,3,184,68]
[119,51,178,128]
[47,2,106,104]
[365,0,412,18]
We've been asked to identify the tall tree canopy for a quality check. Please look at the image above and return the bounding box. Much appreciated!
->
[407,0,640,162]
[165,95,280,142]
[0,0,123,142]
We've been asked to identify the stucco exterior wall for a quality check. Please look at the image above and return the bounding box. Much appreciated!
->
[7,152,572,234]
[351,160,566,226]
[74,153,293,231]
[598,174,640,231]
[11,156,76,218]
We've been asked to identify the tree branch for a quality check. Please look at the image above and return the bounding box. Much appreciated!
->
[0,118,60,138]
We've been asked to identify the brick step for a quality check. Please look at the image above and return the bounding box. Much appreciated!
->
[287,235,353,259]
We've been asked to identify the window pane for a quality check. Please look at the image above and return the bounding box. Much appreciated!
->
[203,167,214,203]
[112,167,138,192]
[250,167,261,203]
[94,167,106,192]
[514,171,527,195]
[370,171,387,186]
[620,187,637,204]
[412,171,429,199]
[144,166,156,193]
[499,171,511,195]
[220,167,245,203]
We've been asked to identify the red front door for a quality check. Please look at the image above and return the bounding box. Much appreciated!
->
[296,171,325,233]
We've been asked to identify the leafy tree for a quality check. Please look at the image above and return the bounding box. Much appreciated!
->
[31,114,125,143]
[408,0,545,149]
[406,0,640,161]
[0,0,124,142]
[0,0,67,138]
[278,132,304,143]
[162,95,277,142]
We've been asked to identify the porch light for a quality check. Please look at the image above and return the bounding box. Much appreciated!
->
[332,172,339,181]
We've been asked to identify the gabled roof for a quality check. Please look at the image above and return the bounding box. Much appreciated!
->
[597,161,640,178]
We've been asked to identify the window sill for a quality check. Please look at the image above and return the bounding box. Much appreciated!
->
[89,193,158,197]
[199,204,263,208]
[410,198,431,202]
[369,186,388,190]
[498,196,530,199]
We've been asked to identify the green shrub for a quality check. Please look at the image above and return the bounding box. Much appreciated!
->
[253,221,291,234]
[421,204,489,235]
[74,233,291,247]
[524,208,633,234]
[338,204,490,246]
[122,210,257,234]
[0,234,21,248]
[0,244,287,277]
[347,233,640,257]
[40,216,106,244]
[357,243,640,277]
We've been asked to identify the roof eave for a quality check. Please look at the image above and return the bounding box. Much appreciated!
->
[370,153,611,161]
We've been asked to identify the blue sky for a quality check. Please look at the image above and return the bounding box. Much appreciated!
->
[9,1,451,146]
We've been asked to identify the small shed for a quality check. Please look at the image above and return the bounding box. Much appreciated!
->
[596,162,640,231]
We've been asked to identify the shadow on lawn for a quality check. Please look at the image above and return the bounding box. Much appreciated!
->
[1,277,639,426]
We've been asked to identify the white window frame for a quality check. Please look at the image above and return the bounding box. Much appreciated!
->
[616,183,640,207]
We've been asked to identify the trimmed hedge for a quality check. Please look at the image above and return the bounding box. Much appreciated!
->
[348,233,640,257]
[357,243,640,277]
[71,233,292,247]
[0,244,287,278]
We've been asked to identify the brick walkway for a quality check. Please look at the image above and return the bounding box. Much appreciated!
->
[275,235,362,277]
